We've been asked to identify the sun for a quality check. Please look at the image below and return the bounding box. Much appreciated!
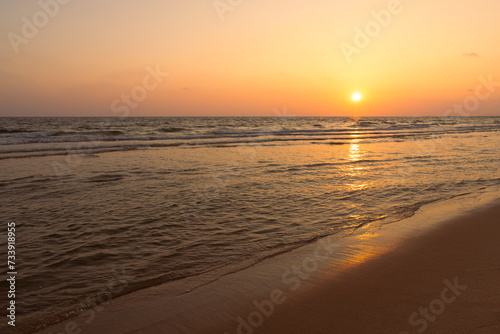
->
[351,92,362,102]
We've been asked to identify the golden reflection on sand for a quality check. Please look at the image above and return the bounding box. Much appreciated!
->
[328,231,394,273]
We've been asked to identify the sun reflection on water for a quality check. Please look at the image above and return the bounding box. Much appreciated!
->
[345,137,369,192]
[349,143,361,161]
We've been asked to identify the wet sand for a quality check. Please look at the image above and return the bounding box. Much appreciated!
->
[35,195,500,334]
[254,201,500,334]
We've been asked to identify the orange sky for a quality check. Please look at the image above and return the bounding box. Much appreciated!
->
[1,0,499,116]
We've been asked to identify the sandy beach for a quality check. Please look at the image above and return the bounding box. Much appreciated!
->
[253,200,500,334]
[35,192,500,334]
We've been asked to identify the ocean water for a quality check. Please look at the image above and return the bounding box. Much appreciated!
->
[0,116,499,333]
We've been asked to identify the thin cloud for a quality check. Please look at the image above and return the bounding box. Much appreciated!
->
[463,52,479,57]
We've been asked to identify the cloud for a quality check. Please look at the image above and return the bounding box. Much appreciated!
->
[463,52,479,57]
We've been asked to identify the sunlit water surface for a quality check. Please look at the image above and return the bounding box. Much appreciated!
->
[0,117,499,332]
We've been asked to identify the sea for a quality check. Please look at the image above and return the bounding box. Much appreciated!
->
[0,116,499,333]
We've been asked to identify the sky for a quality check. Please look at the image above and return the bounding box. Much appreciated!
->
[1,0,500,117]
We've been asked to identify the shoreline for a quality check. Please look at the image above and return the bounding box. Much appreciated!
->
[34,187,500,334]
[254,196,500,333]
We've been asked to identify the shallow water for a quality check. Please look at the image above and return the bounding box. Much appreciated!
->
[0,116,499,332]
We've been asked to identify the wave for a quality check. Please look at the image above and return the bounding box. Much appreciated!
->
[1,128,499,160]
[0,128,34,134]
[2,125,498,145]
[1,118,499,160]
[158,127,185,133]
[86,174,126,183]
[51,130,125,136]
